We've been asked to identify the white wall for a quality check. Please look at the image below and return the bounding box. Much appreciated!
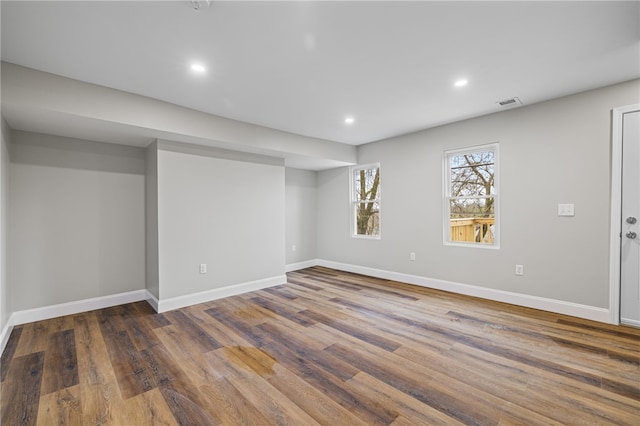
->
[0,119,10,331]
[9,131,146,311]
[317,79,640,310]
[157,141,286,300]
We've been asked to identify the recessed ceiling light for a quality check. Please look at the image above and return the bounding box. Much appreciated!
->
[190,63,206,73]
[344,117,355,125]
[454,79,468,87]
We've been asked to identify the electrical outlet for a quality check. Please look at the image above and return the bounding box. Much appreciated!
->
[199,263,207,274]
[557,204,575,217]
[515,264,524,276]
[410,252,416,261]
[292,245,297,252]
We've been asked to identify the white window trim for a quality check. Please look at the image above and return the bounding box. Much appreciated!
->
[350,163,381,239]
[442,143,500,249]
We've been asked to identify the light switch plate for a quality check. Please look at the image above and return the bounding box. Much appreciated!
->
[558,204,575,217]
[515,264,524,276]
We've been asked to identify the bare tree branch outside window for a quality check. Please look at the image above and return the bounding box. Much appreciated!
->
[353,166,380,236]
[447,150,496,244]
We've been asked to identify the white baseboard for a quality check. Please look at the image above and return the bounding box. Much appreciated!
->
[0,274,288,353]
[0,259,614,356]
[0,315,15,356]
[621,318,640,328]
[146,291,160,312]
[316,260,611,323]
[285,259,321,272]
[0,289,148,355]
[156,275,287,313]
[11,289,149,326]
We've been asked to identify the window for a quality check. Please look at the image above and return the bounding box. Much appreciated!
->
[351,164,380,237]
[444,144,499,247]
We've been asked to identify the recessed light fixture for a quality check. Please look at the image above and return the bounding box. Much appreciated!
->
[344,117,355,125]
[190,63,206,73]
[454,79,468,87]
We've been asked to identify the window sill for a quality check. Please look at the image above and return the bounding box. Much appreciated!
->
[444,241,500,250]
[352,234,381,240]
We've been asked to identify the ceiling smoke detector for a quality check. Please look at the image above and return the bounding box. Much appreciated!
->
[497,97,523,108]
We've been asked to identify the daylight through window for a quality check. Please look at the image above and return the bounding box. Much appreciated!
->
[444,144,499,247]
[351,164,380,237]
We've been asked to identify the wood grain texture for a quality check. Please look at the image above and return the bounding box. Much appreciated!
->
[2,266,639,425]
[2,351,45,425]
[0,325,22,382]
[41,329,79,395]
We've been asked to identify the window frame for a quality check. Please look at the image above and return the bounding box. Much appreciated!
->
[350,163,381,239]
[443,143,500,249]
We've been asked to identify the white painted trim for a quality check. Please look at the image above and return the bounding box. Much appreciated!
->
[156,275,287,313]
[350,163,382,239]
[1,275,286,352]
[1,253,616,355]
[1,289,152,354]
[621,318,640,328]
[10,289,148,326]
[0,315,15,355]
[609,104,640,325]
[318,260,610,323]
[610,107,624,325]
[146,291,160,312]
[285,259,320,272]
[443,142,500,249]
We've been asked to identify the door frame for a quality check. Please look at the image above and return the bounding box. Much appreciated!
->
[609,103,640,325]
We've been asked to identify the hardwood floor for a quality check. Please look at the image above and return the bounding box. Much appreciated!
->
[1,266,639,425]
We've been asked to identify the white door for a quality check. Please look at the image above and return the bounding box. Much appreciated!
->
[620,108,640,326]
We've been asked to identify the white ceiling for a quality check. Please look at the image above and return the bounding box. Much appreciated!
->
[1,1,639,147]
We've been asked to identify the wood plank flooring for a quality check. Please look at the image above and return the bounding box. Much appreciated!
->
[1,266,639,425]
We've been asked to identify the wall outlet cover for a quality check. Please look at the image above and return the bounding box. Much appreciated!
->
[557,204,575,217]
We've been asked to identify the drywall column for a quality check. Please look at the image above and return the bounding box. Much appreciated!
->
[145,141,160,301]
[0,119,11,332]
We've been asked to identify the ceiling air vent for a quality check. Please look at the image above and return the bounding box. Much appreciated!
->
[497,97,523,108]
